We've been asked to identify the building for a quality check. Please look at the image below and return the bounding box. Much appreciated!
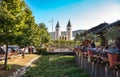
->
[55,20,72,40]
[49,20,84,40]
[72,30,84,37]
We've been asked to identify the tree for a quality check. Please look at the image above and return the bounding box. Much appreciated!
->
[0,0,37,70]
[39,23,51,48]
[0,1,15,70]
[0,0,51,70]
[104,26,120,44]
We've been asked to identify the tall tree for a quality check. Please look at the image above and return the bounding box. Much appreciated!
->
[39,23,50,47]
[0,1,16,70]
[0,0,36,70]
[0,0,51,70]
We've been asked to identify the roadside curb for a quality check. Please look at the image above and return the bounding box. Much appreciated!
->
[11,56,40,77]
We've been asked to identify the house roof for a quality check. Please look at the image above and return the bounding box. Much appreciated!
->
[87,23,108,34]
[87,20,120,34]
[106,20,120,28]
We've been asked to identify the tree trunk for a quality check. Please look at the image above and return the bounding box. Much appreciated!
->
[22,47,26,59]
[4,41,8,70]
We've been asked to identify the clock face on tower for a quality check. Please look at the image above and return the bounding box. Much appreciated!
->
[67,28,70,30]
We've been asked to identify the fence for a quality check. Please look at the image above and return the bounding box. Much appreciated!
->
[75,51,120,77]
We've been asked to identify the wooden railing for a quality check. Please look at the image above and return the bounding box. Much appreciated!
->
[74,47,120,77]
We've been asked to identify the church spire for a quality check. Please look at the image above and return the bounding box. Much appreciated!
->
[67,20,72,27]
[55,21,60,28]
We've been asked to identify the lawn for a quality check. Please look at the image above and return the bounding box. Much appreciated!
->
[23,55,90,77]
[0,54,40,76]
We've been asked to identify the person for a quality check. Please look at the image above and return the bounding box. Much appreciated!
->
[0,47,5,54]
[20,45,25,58]
[111,44,119,53]
[91,42,96,48]
[21,47,25,58]
[28,46,33,54]
[11,48,15,53]
[109,44,118,53]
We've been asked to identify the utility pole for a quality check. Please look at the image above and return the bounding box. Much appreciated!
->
[52,18,53,33]
[48,18,54,39]
[48,18,54,51]
[48,18,53,32]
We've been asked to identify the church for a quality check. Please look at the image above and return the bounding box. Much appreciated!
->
[55,20,72,40]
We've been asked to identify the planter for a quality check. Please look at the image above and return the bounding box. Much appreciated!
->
[87,50,93,57]
[108,53,118,67]
[73,47,79,52]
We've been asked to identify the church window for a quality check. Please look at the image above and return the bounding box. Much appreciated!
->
[62,36,64,40]
[56,29,58,31]
[60,37,61,40]
[65,37,66,40]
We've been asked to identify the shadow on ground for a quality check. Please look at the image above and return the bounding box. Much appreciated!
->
[0,64,24,77]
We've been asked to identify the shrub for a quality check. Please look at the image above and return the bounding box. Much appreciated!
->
[36,48,48,55]
[6,65,12,71]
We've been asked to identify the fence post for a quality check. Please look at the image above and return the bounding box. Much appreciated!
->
[92,61,95,77]
[78,52,81,66]
[105,66,108,77]
[116,71,118,77]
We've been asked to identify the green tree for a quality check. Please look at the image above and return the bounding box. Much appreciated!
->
[104,26,120,44]
[0,1,16,70]
[39,23,51,48]
[0,0,51,70]
[0,0,37,70]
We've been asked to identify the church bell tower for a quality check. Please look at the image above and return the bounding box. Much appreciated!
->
[66,20,72,40]
[55,21,60,40]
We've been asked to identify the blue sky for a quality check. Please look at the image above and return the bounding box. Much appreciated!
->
[25,0,120,32]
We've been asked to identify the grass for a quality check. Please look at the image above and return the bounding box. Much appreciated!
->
[0,54,40,76]
[23,55,90,77]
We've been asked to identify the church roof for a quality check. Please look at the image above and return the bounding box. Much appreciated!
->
[55,21,60,28]
[67,20,72,27]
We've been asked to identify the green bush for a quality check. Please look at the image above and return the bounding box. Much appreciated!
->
[36,48,48,55]
[6,65,12,71]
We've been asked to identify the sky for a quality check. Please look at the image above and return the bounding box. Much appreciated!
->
[25,0,120,32]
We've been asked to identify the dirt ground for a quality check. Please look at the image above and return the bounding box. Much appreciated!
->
[0,54,39,76]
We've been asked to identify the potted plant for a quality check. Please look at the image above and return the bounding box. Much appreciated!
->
[104,26,120,67]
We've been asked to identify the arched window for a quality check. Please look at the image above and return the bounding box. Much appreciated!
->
[62,36,64,40]
[60,37,61,40]
[65,37,66,40]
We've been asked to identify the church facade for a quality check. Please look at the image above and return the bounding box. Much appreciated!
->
[55,20,72,40]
